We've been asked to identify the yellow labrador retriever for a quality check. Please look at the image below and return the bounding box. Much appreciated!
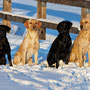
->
[13,19,42,66]
[69,18,90,67]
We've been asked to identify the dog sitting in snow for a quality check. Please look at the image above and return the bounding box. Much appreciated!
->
[0,25,12,66]
[13,19,42,66]
[69,17,90,67]
[47,21,72,68]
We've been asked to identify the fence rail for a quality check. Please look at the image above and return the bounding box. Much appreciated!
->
[36,0,90,9]
[0,11,79,34]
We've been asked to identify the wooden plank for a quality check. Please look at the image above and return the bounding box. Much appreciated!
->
[37,1,42,18]
[0,11,79,34]
[36,0,90,9]
[81,8,87,20]
[37,1,47,40]
[3,0,12,28]
[41,2,46,19]
[37,1,46,19]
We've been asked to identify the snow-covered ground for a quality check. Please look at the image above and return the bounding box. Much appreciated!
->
[1,34,89,90]
[0,0,90,90]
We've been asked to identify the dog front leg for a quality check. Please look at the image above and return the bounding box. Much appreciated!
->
[88,50,90,67]
[7,53,12,66]
[55,53,59,69]
[22,52,26,65]
[56,61,59,69]
[79,47,83,67]
[28,57,33,66]
[34,51,38,65]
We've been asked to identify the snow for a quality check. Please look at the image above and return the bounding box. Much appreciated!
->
[0,0,90,90]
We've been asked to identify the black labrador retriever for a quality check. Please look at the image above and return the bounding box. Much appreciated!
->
[47,21,72,68]
[0,25,12,66]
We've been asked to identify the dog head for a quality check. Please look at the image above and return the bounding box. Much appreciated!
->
[57,21,72,34]
[80,18,90,30]
[24,19,42,30]
[0,25,11,38]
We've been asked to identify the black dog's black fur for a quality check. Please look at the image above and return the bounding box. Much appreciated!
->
[0,25,12,66]
[47,21,72,68]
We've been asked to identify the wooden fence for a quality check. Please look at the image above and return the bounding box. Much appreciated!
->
[36,0,90,9]
[0,0,90,39]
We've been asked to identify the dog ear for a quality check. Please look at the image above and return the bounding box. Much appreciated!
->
[24,20,29,29]
[0,25,11,33]
[37,21,42,29]
[65,21,72,30]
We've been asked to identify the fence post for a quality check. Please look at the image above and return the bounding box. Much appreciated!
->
[3,0,12,29]
[37,1,46,40]
[81,8,86,20]
[81,7,90,20]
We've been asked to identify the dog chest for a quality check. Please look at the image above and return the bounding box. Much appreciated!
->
[27,49,34,60]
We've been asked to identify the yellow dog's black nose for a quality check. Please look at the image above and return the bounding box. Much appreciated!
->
[80,25,83,29]
[33,25,36,29]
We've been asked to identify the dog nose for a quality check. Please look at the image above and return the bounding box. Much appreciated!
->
[33,25,36,29]
[80,25,83,29]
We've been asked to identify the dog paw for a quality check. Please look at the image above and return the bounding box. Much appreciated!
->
[34,62,38,65]
[9,63,13,66]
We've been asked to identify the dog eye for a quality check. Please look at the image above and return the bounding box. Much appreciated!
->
[85,22,88,24]
[35,22,38,24]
